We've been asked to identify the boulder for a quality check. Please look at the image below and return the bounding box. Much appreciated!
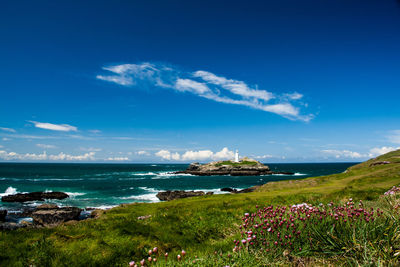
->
[221,187,237,193]
[89,209,103,219]
[1,192,69,202]
[0,222,27,230]
[32,207,82,227]
[156,190,205,201]
[370,161,391,167]
[0,209,7,222]
[237,188,256,193]
[36,204,59,210]
[187,162,201,171]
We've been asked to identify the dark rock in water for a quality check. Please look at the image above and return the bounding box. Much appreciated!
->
[221,187,237,193]
[206,192,214,195]
[0,209,7,222]
[32,207,82,227]
[1,192,69,202]
[156,190,206,201]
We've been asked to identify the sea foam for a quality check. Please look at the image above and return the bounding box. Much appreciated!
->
[0,186,18,197]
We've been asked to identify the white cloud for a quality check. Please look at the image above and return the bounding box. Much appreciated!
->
[89,129,101,134]
[107,157,129,161]
[369,146,399,157]
[137,150,150,156]
[97,62,313,121]
[49,152,95,161]
[0,150,95,161]
[2,138,11,141]
[29,121,78,132]
[284,92,303,100]
[175,79,210,94]
[212,147,235,160]
[155,147,234,161]
[193,70,274,101]
[0,127,16,133]
[36,144,57,149]
[321,149,364,159]
[155,150,181,160]
[181,150,214,161]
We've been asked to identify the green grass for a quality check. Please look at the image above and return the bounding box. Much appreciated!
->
[1,150,400,266]
[214,160,258,167]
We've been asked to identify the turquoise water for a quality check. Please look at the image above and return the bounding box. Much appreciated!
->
[0,163,356,211]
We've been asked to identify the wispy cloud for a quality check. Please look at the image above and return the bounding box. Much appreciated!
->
[322,146,399,159]
[79,147,102,152]
[369,146,399,157]
[29,121,78,132]
[88,129,101,134]
[106,156,129,161]
[321,149,364,159]
[36,144,57,149]
[0,150,95,161]
[0,127,16,133]
[137,150,150,156]
[253,154,274,159]
[155,147,234,161]
[387,130,400,144]
[97,62,313,121]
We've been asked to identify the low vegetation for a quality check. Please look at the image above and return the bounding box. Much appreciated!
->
[214,160,258,167]
[1,150,400,266]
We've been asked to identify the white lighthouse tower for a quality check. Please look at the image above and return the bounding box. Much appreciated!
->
[234,149,239,163]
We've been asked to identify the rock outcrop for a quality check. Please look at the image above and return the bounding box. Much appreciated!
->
[0,222,27,230]
[156,190,213,201]
[31,205,82,227]
[220,187,258,194]
[176,157,294,176]
[0,209,7,222]
[369,161,391,167]
[1,192,69,202]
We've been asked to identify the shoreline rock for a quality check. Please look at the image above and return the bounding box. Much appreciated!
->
[0,210,7,222]
[1,192,69,202]
[156,190,213,201]
[32,205,82,227]
[220,186,258,194]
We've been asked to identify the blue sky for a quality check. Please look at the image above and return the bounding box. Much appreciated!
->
[0,0,400,163]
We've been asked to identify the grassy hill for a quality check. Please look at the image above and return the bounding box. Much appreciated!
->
[1,150,400,266]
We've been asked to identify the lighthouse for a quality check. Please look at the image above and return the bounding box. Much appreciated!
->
[234,150,239,163]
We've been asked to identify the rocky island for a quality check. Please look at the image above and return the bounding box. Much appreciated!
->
[175,157,294,176]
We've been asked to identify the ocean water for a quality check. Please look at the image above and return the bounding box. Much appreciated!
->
[0,162,356,211]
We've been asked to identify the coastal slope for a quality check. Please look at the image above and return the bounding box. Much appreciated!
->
[1,150,400,266]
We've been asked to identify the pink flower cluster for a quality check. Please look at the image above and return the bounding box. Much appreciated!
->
[384,185,400,196]
[129,248,186,266]
[233,199,382,253]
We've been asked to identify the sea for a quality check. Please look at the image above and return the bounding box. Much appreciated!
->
[0,162,356,212]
